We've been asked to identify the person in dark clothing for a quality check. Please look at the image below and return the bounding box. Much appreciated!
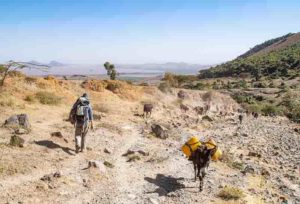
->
[69,93,93,153]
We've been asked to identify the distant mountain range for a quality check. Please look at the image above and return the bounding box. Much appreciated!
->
[26,60,65,67]
[23,61,210,76]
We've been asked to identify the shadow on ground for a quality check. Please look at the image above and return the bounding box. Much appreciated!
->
[144,174,186,196]
[35,140,75,155]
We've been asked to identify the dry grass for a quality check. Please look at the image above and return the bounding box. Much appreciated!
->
[0,163,18,176]
[24,76,38,84]
[24,94,35,103]
[158,82,172,93]
[35,91,62,105]
[202,90,215,101]
[93,103,110,113]
[217,186,245,200]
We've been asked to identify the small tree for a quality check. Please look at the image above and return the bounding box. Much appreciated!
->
[103,61,117,80]
[0,60,48,86]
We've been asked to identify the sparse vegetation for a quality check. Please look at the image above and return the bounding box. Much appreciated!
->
[230,161,245,170]
[24,95,35,103]
[261,104,283,116]
[163,72,197,88]
[24,76,38,84]
[103,161,114,168]
[217,186,245,200]
[0,61,48,86]
[10,135,25,147]
[0,163,18,176]
[35,91,61,105]
[106,82,120,93]
[199,35,300,80]
[158,82,172,93]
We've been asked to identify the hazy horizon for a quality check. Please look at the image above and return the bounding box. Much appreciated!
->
[0,0,300,65]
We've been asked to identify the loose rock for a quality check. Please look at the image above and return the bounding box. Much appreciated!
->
[151,124,168,139]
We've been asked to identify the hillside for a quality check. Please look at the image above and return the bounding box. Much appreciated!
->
[238,33,295,58]
[199,33,300,79]
[0,74,299,203]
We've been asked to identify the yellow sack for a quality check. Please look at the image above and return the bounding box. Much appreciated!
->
[205,138,222,161]
[182,137,222,161]
[182,136,201,157]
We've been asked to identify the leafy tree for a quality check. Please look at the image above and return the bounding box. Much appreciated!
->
[0,60,48,86]
[103,62,117,80]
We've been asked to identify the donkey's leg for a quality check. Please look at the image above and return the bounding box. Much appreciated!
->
[194,163,197,182]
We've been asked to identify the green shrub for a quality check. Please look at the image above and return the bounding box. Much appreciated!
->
[234,80,248,89]
[217,186,245,200]
[10,135,25,147]
[35,91,61,105]
[286,104,300,123]
[261,104,282,116]
[230,162,244,170]
[232,94,255,104]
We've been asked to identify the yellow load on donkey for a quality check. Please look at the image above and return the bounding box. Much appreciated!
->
[182,136,222,161]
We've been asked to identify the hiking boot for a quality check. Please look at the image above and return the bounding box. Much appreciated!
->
[75,145,80,154]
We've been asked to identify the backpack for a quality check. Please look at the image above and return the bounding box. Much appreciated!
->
[69,97,89,124]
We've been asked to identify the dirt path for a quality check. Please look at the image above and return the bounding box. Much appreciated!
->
[1,111,299,204]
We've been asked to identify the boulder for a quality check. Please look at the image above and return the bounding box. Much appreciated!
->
[177,90,187,99]
[151,124,168,139]
[10,135,25,147]
[4,114,30,130]
[180,104,189,112]
[104,148,112,154]
[194,106,204,115]
[202,115,213,122]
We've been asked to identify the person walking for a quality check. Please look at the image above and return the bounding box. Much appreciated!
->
[69,93,93,153]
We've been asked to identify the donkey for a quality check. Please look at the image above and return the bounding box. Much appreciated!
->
[143,104,153,118]
[190,144,217,191]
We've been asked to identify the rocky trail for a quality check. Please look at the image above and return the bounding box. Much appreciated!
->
[3,113,299,204]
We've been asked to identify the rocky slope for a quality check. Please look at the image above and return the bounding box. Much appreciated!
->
[0,75,299,204]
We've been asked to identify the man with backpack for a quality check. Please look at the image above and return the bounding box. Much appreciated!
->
[69,93,94,153]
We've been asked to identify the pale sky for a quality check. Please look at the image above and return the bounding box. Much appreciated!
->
[0,0,299,64]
